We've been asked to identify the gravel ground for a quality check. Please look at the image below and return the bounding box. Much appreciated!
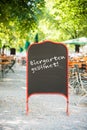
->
[0,63,87,130]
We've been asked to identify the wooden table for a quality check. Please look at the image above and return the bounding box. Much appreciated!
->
[0,55,13,78]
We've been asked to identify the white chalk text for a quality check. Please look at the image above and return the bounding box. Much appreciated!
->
[30,56,65,74]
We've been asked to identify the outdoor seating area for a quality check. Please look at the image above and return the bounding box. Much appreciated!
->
[0,1,87,129]
[0,55,16,78]
[69,55,87,105]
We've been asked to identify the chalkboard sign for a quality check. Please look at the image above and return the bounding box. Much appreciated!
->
[26,41,69,114]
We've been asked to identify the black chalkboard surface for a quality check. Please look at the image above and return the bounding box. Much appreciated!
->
[27,41,68,97]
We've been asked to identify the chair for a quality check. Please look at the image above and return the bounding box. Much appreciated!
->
[72,64,87,105]
[5,60,16,73]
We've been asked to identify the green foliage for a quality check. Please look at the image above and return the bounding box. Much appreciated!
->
[52,0,87,40]
[0,0,45,29]
[0,0,45,49]
[0,0,87,50]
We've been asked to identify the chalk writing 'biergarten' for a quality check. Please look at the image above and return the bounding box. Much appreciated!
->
[30,56,65,74]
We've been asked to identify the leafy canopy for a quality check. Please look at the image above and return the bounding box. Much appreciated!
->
[52,0,87,39]
[0,0,87,50]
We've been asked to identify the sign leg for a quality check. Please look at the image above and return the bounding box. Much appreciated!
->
[66,99,69,116]
[26,100,29,115]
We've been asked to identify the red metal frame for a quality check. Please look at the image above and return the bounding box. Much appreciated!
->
[26,40,69,115]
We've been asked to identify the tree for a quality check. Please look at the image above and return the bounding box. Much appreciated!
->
[0,0,45,30]
[0,0,45,49]
[52,0,87,40]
